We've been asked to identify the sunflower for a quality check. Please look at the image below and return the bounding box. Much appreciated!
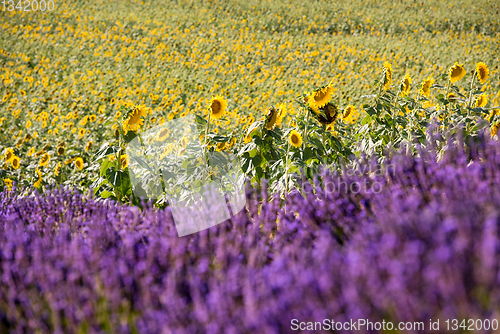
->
[420,77,434,97]
[26,120,32,129]
[78,128,86,138]
[449,62,466,83]
[57,146,65,156]
[28,147,35,157]
[475,62,489,84]
[289,129,303,148]
[156,128,170,142]
[3,178,12,191]
[266,106,278,130]
[89,114,97,122]
[308,84,334,110]
[400,73,411,96]
[39,153,50,167]
[55,162,62,177]
[343,105,356,120]
[123,106,147,134]
[208,95,227,120]
[317,103,339,125]
[447,93,458,103]
[11,156,20,169]
[120,155,128,168]
[4,148,14,162]
[276,103,287,127]
[383,62,393,90]
[33,169,42,188]
[216,142,227,152]
[74,157,84,170]
[474,93,488,108]
[491,123,500,138]
[85,141,93,152]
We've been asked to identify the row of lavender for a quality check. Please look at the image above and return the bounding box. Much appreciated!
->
[1,134,500,333]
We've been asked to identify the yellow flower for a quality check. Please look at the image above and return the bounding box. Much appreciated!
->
[57,146,65,156]
[39,153,50,167]
[289,129,303,148]
[474,93,488,108]
[156,128,170,141]
[400,73,411,96]
[343,105,357,124]
[74,157,84,170]
[26,120,32,129]
[120,155,128,168]
[34,169,42,188]
[420,77,434,97]
[475,62,489,84]
[383,62,393,90]
[28,147,35,157]
[308,84,334,110]
[276,103,287,127]
[123,106,146,134]
[85,141,93,152]
[3,178,12,191]
[491,123,500,138]
[317,103,339,125]
[208,95,227,120]
[11,156,20,169]
[265,106,278,130]
[55,162,62,177]
[4,148,14,162]
[449,62,466,83]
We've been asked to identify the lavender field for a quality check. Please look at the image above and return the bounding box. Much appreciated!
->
[1,132,500,333]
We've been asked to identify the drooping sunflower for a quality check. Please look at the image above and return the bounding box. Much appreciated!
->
[289,129,303,148]
[11,156,20,170]
[420,77,434,97]
[74,157,84,170]
[449,62,466,83]
[474,93,488,108]
[317,103,339,125]
[4,148,14,162]
[39,153,50,167]
[383,62,393,90]
[400,73,411,96]
[156,128,170,142]
[208,95,227,120]
[266,106,278,130]
[308,84,334,110]
[475,62,489,84]
[123,106,147,134]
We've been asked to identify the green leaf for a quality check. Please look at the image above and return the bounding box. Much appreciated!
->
[195,115,208,125]
[302,147,313,161]
[101,190,114,199]
[252,154,262,167]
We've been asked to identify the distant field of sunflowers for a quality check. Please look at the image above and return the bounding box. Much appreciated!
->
[0,0,499,198]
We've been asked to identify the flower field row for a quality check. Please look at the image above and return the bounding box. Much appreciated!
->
[0,0,499,197]
[1,132,500,332]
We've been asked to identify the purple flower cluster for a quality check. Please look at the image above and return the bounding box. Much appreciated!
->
[1,135,500,333]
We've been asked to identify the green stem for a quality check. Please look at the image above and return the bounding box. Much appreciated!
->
[302,109,311,151]
[392,89,400,144]
[467,70,477,111]
[203,111,211,182]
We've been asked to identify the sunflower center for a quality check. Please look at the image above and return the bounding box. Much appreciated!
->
[211,100,221,114]
[451,67,462,78]
[479,67,486,79]
[291,134,299,144]
[128,112,141,125]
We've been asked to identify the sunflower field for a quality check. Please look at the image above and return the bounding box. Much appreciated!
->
[1,0,500,332]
